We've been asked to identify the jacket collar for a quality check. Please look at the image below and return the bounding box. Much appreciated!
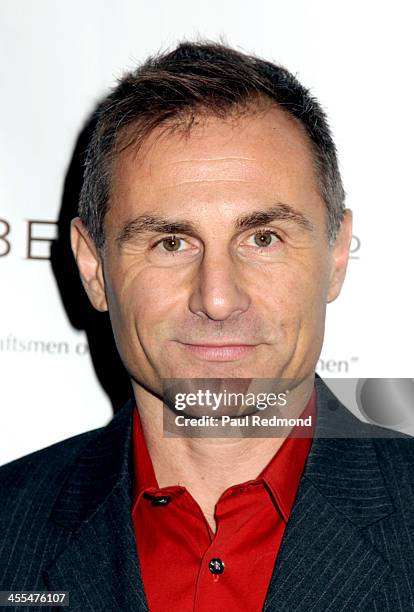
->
[305,373,395,528]
[262,375,396,611]
[50,398,135,530]
[45,399,149,611]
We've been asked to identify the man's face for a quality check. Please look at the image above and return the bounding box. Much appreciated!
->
[72,107,352,396]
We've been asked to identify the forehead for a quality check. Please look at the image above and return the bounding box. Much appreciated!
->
[108,106,322,225]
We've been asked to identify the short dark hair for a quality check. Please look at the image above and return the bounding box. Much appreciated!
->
[79,40,345,252]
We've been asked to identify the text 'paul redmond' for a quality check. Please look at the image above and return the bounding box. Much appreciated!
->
[174,414,313,428]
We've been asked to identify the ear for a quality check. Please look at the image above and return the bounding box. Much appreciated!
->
[70,218,108,312]
[327,209,353,303]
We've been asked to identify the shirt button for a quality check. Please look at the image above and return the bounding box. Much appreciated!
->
[143,493,172,506]
[153,496,172,506]
[209,558,225,575]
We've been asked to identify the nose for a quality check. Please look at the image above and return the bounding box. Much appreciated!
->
[188,247,251,321]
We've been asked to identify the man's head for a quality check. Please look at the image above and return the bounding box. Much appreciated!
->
[71,41,352,397]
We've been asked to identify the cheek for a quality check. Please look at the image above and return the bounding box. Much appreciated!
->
[113,267,182,343]
[248,261,328,333]
[248,263,311,311]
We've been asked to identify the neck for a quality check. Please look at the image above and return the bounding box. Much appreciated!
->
[132,376,315,529]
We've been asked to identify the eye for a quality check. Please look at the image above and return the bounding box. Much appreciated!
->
[157,235,186,252]
[245,230,280,248]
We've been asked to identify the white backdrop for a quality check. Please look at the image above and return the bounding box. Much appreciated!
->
[1,0,413,465]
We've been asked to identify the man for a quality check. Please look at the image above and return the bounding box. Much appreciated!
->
[1,41,413,612]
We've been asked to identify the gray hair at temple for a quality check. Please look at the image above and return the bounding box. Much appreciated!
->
[78,40,346,253]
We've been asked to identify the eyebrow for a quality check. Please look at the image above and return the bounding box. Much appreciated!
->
[116,202,314,246]
[235,203,314,232]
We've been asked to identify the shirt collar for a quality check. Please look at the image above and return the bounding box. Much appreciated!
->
[132,405,158,506]
[257,386,316,521]
[132,385,316,521]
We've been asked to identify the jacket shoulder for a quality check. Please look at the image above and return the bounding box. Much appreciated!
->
[344,413,414,483]
[372,431,414,483]
[0,402,134,591]
[0,425,105,495]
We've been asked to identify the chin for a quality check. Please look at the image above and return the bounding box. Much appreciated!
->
[164,362,274,380]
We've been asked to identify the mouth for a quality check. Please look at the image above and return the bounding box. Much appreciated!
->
[176,341,259,362]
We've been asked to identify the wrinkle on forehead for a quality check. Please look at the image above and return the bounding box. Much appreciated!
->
[160,156,255,163]
[109,107,321,219]
[114,105,313,173]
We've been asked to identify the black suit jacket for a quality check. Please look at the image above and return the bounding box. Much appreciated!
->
[1,374,414,611]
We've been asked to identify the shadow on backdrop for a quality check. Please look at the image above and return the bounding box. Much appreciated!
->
[50,107,132,414]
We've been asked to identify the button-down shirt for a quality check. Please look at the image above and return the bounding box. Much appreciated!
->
[132,387,316,611]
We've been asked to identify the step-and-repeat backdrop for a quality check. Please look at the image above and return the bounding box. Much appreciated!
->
[1,0,413,464]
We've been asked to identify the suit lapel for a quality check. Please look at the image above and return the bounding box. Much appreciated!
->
[44,400,149,611]
[263,375,396,611]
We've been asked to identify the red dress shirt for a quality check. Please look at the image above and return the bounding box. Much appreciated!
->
[132,387,316,611]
